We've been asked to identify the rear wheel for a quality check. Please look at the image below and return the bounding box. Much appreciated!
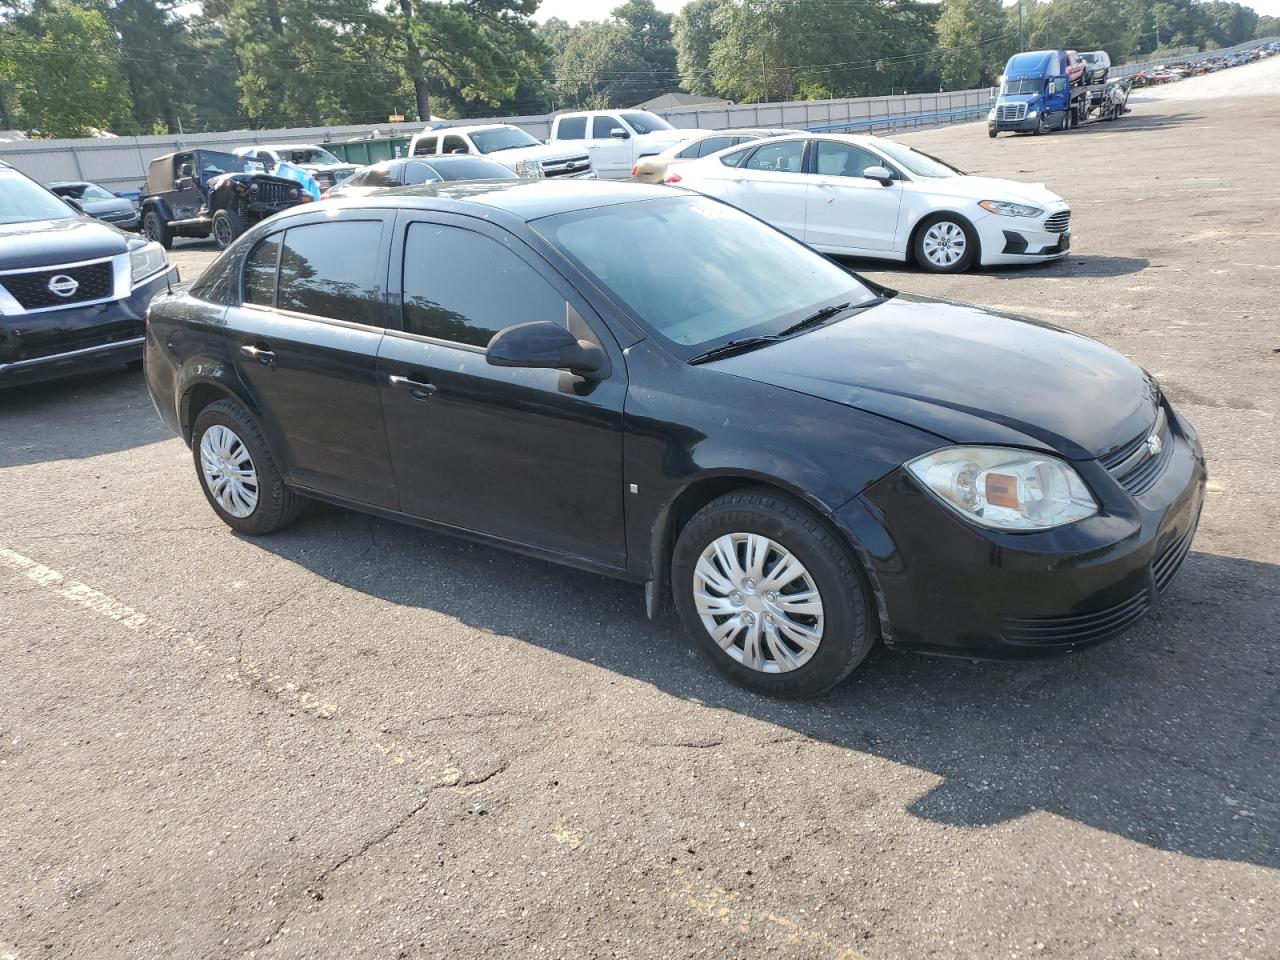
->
[142,210,174,249]
[672,488,874,697]
[191,399,302,535]
[211,209,246,250]
[913,214,978,273]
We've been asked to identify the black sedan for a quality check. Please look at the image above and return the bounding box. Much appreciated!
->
[144,181,1205,697]
[48,180,140,231]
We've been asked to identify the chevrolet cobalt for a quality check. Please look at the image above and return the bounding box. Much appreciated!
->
[145,182,1204,696]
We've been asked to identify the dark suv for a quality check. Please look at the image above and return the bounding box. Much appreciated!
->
[0,161,175,387]
[140,149,307,250]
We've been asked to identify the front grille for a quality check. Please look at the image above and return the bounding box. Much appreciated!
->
[1001,590,1151,645]
[101,210,138,223]
[0,260,115,310]
[1103,406,1172,497]
[251,180,297,204]
[996,103,1027,122]
[5,319,143,363]
[1044,210,1071,233]
[1153,518,1197,593]
[541,154,592,178]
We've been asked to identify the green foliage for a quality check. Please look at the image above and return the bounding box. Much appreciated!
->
[936,0,1013,89]
[555,21,650,108]
[672,0,723,95]
[1257,15,1280,39]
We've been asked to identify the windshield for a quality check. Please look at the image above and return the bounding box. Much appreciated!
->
[871,139,960,179]
[286,147,342,165]
[620,112,673,135]
[419,157,519,181]
[538,195,874,356]
[198,151,262,180]
[470,127,540,154]
[1000,78,1044,96]
[0,170,78,224]
[79,183,116,200]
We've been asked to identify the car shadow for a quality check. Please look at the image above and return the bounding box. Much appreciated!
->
[841,255,1150,280]
[253,507,1280,871]
[0,368,171,467]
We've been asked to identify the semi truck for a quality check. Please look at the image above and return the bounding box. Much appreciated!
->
[988,49,1130,137]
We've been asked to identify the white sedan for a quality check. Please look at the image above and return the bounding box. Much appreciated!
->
[665,133,1071,272]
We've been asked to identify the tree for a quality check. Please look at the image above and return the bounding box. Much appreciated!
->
[555,21,650,108]
[673,0,723,95]
[612,0,677,96]
[0,0,133,137]
[935,0,1012,90]
[1257,15,1280,39]
[1026,0,1131,60]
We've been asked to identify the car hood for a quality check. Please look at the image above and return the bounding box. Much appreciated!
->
[82,197,137,216]
[0,216,129,271]
[710,294,1157,461]
[913,175,1065,208]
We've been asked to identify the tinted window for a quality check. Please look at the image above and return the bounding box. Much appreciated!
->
[402,223,565,348]
[744,140,804,173]
[557,116,586,140]
[191,247,237,305]
[591,116,622,138]
[341,170,369,187]
[412,136,438,156]
[695,136,735,157]
[441,135,469,155]
[619,112,672,134]
[719,146,752,168]
[361,165,401,188]
[417,157,516,182]
[243,233,281,306]
[402,161,444,185]
[814,141,882,178]
[276,221,384,326]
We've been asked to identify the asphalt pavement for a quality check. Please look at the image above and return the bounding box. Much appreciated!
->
[3,59,1279,960]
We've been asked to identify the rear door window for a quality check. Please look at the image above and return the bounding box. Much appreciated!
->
[275,220,386,326]
[695,136,735,157]
[413,136,438,156]
[243,233,281,305]
[556,116,587,140]
[743,140,805,174]
[441,135,469,155]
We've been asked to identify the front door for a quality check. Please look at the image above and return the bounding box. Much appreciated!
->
[224,214,398,508]
[376,213,627,567]
[584,115,633,178]
[803,140,904,254]
[169,152,203,220]
[718,139,810,241]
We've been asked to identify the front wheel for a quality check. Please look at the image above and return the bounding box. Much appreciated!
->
[191,399,302,535]
[913,214,978,273]
[211,209,246,250]
[987,128,997,139]
[672,488,875,697]
[142,210,174,249]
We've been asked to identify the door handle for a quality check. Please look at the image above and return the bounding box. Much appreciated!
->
[240,344,276,366]
[388,374,438,400]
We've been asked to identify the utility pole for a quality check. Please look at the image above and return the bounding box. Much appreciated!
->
[1019,4,1026,50]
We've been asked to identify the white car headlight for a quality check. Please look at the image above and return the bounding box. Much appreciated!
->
[978,199,1045,218]
[1026,109,1038,119]
[129,241,168,284]
[906,446,1098,532]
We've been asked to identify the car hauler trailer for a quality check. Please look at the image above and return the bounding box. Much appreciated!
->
[988,49,1131,136]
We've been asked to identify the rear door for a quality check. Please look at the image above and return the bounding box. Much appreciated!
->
[803,140,904,253]
[376,212,627,566]
[718,139,810,240]
[223,213,399,508]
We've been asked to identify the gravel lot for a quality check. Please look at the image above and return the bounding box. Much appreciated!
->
[3,60,1279,960]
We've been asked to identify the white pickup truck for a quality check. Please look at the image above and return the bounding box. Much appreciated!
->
[548,110,709,179]
[408,124,594,180]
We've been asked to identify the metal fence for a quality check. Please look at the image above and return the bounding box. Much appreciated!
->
[0,36,1274,194]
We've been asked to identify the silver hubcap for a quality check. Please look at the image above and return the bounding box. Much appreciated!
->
[692,532,825,674]
[922,221,967,267]
[213,218,233,247]
[199,425,259,518]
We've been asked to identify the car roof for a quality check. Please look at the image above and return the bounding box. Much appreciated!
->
[48,180,90,188]
[285,179,675,223]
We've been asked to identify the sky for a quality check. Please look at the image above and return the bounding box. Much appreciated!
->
[531,0,1280,24]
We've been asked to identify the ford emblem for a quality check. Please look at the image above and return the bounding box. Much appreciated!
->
[47,274,79,298]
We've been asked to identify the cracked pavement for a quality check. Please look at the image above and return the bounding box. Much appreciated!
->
[2,64,1279,959]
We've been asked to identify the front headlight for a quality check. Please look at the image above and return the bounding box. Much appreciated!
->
[978,199,1044,218]
[513,161,529,177]
[1026,109,1038,119]
[129,241,168,284]
[988,109,996,120]
[906,446,1098,531]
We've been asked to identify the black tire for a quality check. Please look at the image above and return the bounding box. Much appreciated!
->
[912,213,979,274]
[191,399,302,535]
[987,128,997,139]
[671,487,875,698]
[142,210,174,250]
[211,209,245,250]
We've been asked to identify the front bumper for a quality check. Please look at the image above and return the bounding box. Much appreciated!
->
[0,266,176,388]
[834,406,1206,659]
[975,208,1072,266]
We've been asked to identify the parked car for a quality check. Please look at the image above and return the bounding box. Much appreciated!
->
[409,124,594,180]
[47,181,140,231]
[323,156,518,199]
[145,181,1204,697]
[631,128,792,183]
[0,161,174,387]
[233,144,358,191]
[139,149,309,250]
[1077,50,1111,83]
[549,110,710,179]
[668,133,1071,272]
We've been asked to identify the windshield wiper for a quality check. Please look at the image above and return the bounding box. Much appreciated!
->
[687,335,783,365]
[687,297,889,365]
[776,301,853,338]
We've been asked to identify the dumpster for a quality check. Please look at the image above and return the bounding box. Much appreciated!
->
[325,135,414,166]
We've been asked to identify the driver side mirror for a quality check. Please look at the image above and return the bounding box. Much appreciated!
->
[609,127,630,140]
[486,321,608,379]
[862,165,895,186]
